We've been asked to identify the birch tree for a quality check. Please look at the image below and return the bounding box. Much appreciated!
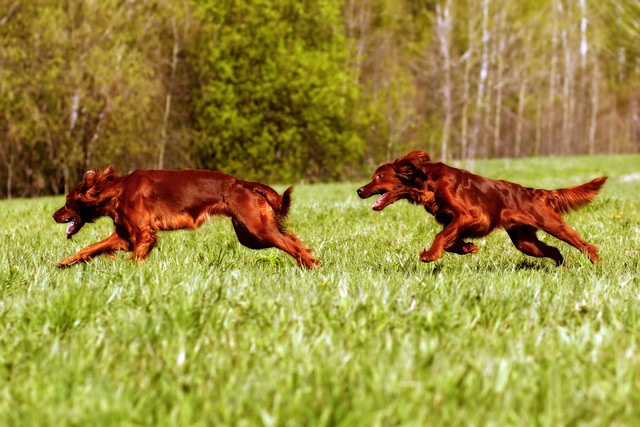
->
[469,0,490,160]
[435,0,453,161]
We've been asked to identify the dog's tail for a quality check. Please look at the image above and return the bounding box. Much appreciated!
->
[256,185,294,232]
[272,186,294,232]
[280,186,294,220]
[543,176,607,215]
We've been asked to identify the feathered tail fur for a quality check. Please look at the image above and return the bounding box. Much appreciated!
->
[256,185,294,232]
[543,176,608,215]
[279,186,294,220]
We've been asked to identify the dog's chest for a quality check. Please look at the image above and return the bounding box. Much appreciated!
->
[422,196,438,216]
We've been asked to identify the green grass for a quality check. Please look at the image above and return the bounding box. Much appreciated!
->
[1,154,640,426]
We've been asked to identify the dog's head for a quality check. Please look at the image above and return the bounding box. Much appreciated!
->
[53,166,117,239]
[357,150,432,211]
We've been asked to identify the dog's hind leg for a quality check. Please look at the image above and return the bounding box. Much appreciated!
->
[535,215,599,263]
[278,231,319,269]
[130,228,158,262]
[506,225,564,266]
[225,188,318,269]
[231,219,272,250]
[231,217,318,269]
[446,239,479,255]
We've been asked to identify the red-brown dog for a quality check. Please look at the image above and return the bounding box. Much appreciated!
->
[357,150,607,266]
[53,166,318,268]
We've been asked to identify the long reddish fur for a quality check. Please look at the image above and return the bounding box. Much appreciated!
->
[53,167,318,269]
[358,150,607,266]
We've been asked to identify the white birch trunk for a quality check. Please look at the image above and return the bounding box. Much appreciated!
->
[470,0,490,161]
[548,0,559,155]
[159,16,180,170]
[560,1,574,155]
[460,14,473,161]
[579,0,589,153]
[436,0,453,161]
[515,76,526,158]
[492,11,505,157]
[345,0,369,86]
[588,60,599,154]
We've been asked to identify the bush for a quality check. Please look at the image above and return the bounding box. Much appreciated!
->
[191,0,364,182]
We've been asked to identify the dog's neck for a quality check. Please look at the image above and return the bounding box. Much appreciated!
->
[405,188,434,205]
[402,179,438,215]
[85,180,122,219]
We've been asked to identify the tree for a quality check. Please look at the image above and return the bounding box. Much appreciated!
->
[190,0,363,182]
[0,0,195,197]
[1,0,640,198]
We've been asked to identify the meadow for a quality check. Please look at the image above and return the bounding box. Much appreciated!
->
[1,154,639,426]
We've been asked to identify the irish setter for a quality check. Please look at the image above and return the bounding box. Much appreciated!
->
[358,150,607,266]
[53,166,318,269]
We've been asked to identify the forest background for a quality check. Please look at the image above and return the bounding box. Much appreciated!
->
[1,0,639,198]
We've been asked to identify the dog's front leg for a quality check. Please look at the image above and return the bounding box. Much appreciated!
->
[419,221,464,262]
[57,232,128,267]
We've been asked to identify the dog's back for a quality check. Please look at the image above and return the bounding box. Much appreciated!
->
[358,150,606,265]
[54,167,318,269]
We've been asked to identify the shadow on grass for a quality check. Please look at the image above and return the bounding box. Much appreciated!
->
[422,256,557,274]
[513,259,553,271]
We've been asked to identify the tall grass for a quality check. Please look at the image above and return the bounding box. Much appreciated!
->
[1,154,639,425]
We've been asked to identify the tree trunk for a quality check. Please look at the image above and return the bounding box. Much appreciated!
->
[5,153,13,200]
[588,61,599,154]
[560,1,575,155]
[436,0,453,161]
[470,0,490,161]
[158,16,180,170]
[493,11,506,158]
[460,12,476,161]
[515,77,526,158]
[547,0,559,155]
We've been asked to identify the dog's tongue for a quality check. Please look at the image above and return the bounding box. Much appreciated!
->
[66,219,83,239]
[373,193,387,210]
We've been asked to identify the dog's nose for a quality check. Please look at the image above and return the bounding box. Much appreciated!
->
[357,188,363,197]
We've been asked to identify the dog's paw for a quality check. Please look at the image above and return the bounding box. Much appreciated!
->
[56,257,78,268]
[461,243,479,254]
[300,257,321,270]
[419,250,441,262]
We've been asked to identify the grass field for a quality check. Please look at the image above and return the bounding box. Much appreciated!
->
[1,154,639,426]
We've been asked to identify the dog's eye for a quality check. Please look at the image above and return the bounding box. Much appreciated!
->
[376,174,383,179]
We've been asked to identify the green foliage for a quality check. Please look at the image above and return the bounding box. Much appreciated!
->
[191,0,363,182]
[1,154,640,424]
[596,0,640,93]
[2,0,640,197]
[0,0,189,196]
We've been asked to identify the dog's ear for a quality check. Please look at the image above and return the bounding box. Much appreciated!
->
[81,166,116,200]
[83,170,97,188]
[100,165,117,182]
[403,150,432,166]
[394,150,432,181]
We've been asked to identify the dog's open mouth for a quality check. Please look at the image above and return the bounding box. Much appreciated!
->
[64,217,85,239]
[372,190,389,210]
